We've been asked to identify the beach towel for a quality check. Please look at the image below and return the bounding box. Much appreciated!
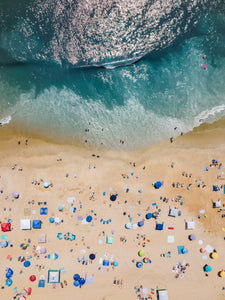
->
[205,245,214,253]
[168,236,174,243]
[178,245,184,254]
[106,236,114,244]
[38,280,45,288]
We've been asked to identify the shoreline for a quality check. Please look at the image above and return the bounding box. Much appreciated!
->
[0,117,225,299]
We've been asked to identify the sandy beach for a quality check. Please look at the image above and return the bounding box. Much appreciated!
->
[1,120,225,300]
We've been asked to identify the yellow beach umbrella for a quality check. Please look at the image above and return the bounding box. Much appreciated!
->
[219,270,225,277]
[211,252,218,259]
[138,250,145,257]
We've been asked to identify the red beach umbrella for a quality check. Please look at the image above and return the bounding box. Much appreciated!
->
[29,275,36,282]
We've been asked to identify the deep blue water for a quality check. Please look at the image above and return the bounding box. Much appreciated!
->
[0,0,225,150]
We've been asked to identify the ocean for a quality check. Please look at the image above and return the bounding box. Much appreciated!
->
[0,0,225,151]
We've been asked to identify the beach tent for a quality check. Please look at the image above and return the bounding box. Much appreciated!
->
[103,260,110,266]
[155,222,164,231]
[213,185,219,191]
[185,220,195,230]
[85,273,94,285]
[1,223,11,232]
[213,200,221,208]
[32,220,41,229]
[38,234,46,243]
[48,270,60,283]
[154,181,162,189]
[40,207,48,215]
[20,219,31,230]
[106,235,114,244]
[168,207,179,217]
[157,289,169,300]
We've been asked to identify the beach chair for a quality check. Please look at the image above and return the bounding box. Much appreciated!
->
[185,219,195,230]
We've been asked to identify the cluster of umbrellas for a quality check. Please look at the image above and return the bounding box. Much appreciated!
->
[6,268,13,286]
[73,274,85,288]
[136,250,151,268]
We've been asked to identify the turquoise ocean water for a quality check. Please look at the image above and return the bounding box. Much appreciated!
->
[0,0,225,150]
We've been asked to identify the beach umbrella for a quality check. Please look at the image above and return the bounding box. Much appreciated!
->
[12,192,19,199]
[0,241,8,248]
[6,268,13,278]
[146,213,152,219]
[43,181,49,188]
[53,253,58,260]
[23,260,30,268]
[138,221,144,227]
[189,234,196,241]
[219,270,225,277]
[110,194,117,201]
[125,223,132,229]
[182,248,188,254]
[74,281,79,287]
[138,250,145,257]
[204,265,212,272]
[73,274,80,281]
[29,275,36,282]
[6,278,12,287]
[200,248,206,253]
[77,256,83,262]
[136,262,143,268]
[55,218,61,224]
[154,181,162,189]
[113,261,119,267]
[89,253,95,260]
[20,243,27,250]
[49,217,54,223]
[58,205,64,211]
[86,215,92,223]
[211,252,218,259]
[79,278,85,286]
[143,257,151,263]
[40,247,47,254]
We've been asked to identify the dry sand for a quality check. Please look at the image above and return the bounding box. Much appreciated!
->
[0,120,225,300]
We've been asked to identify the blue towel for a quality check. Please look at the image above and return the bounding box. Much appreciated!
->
[38,280,45,288]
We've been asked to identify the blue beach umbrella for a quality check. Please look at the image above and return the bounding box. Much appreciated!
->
[73,274,80,281]
[204,265,212,272]
[49,217,54,223]
[79,278,85,286]
[110,194,117,201]
[113,261,118,267]
[74,281,79,287]
[136,262,143,268]
[182,248,188,254]
[86,215,92,223]
[138,221,144,227]
[6,278,12,287]
[23,260,31,268]
[146,213,152,219]
[43,181,49,188]
[6,268,13,278]
[154,181,162,189]
[89,253,95,260]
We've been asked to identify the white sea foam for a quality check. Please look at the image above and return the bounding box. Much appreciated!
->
[0,115,12,126]
[194,104,225,126]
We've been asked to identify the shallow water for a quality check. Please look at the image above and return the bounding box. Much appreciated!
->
[0,0,225,150]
